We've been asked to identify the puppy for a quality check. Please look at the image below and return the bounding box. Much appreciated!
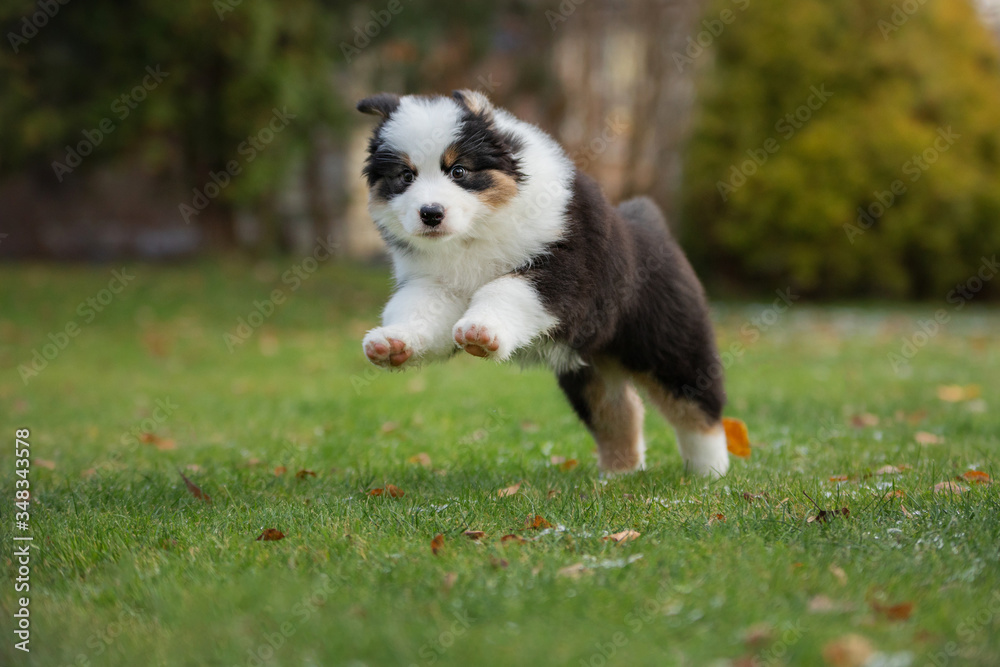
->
[357,90,729,477]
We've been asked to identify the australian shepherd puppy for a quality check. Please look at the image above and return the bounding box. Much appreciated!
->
[358,90,729,477]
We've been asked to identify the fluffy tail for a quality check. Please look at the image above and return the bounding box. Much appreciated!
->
[616,196,668,231]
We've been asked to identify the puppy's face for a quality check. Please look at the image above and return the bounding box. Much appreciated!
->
[359,91,522,248]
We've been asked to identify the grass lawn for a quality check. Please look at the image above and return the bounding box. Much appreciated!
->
[1,259,998,667]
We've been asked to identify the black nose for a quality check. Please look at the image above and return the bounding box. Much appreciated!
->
[419,203,445,227]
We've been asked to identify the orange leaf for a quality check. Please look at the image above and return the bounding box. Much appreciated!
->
[560,459,578,471]
[914,431,943,445]
[829,475,850,482]
[871,600,914,621]
[295,469,317,479]
[256,528,285,541]
[407,452,432,467]
[386,484,405,498]
[604,530,641,543]
[961,470,991,484]
[274,466,287,476]
[708,513,726,525]
[497,482,522,498]
[722,417,751,458]
[178,471,211,503]
[850,413,879,428]
[463,530,486,540]
[367,487,384,496]
[430,533,445,556]
[500,534,527,545]
[525,515,552,530]
[822,634,874,667]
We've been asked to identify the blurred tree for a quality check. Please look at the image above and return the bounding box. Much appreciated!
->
[682,0,1000,298]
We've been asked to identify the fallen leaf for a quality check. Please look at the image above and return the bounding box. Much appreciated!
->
[960,470,991,484]
[463,530,486,540]
[937,384,980,402]
[604,530,641,543]
[139,432,176,450]
[808,508,849,523]
[557,563,589,578]
[933,481,966,494]
[822,634,874,667]
[274,466,287,476]
[708,513,726,525]
[883,490,906,499]
[829,474,850,482]
[525,515,552,530]
[256,528,284,541]
[500,534,527,545]
[850,413,879,428]
[547,489,560,500]
[808,595,847,614]
[871,600,914,621]
[295,469,317,479]
[430,533,445,556]
[549,455,566,465]
[490,557,509,569]
[380,421,399,434]
[900,504,913,519]
[367,487,384,497]
[723,417,752,458]
[560,459,578,471]
[34,459,56,470]
[829,564,848,585]
[178,471,211,503]
[407,452,432,467]
[497,482,522,498]
[874,465,902,476]
[386,484,404,498]
[914,431,943,445]
[895,409,927,424]
[742,492,769,502]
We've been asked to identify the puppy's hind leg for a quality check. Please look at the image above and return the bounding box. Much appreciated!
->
[636,377,729,478]
[558,362,646,474]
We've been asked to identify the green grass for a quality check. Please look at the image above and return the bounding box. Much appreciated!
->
[1,260,998,667]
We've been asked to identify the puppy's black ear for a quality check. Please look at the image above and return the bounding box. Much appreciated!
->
[452,89,493,117]
[357,93,400,119]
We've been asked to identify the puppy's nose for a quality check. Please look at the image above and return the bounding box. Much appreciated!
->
[419,203,445,227]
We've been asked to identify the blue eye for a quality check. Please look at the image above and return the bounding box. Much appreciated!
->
[450,165,466,180]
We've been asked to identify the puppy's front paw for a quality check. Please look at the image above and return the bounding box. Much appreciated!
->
[363,328,416,368]
[453,320,507,360]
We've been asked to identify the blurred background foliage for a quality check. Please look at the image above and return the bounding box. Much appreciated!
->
[1,0,999,298]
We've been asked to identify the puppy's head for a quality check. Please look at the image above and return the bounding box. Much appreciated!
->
[358,90,523,248]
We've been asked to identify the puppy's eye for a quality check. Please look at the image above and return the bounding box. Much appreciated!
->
[449,165,467,180]
[399,169,415,184]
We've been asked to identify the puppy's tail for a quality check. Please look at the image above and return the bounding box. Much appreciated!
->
[616,196,669,232]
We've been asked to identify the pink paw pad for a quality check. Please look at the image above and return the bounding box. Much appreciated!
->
[455,324,500,358]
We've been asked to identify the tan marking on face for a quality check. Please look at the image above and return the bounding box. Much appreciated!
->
[475,170,519,209]
[442,146,460,168]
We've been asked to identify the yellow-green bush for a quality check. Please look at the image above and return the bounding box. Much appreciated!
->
[682,0,1000,298]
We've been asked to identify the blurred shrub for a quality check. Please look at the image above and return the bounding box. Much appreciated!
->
[682,0,1000,298]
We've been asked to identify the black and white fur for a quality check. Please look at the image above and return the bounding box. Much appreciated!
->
[358,90,729,477]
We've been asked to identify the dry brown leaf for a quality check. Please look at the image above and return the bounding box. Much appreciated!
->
[829,474,850,482]
[723,417,752,458]
[850,413,879,428]
[914,431,943,445]
[407,452,432,467]
[430,533,445,556]
[822,634,874,667]
[497,481,522,498]
[808,507,849,523]
[874,465,902,476]
[525,515,553,530]
[961,470,991,484]
[256,528,284,541]
[34,459,56,470]
[808,595,844,614]
[829,565,848,585]
[463,530,486,540]
[178,471,211,503]
[871,600,914,621]
[557,563,589,579]
[742,492,769,502]
[560,459,579,471]
[604,530,641,543]
[367,487,384,497]
[490,557,509,569]
[934,480,967,494]
[708,513,726,525]
[500,534,527,545]
[295,469,317,479]
[386,484,404,498]
[274,466,287,476]
[547,489,560,500]
[883,489,906,500]
[900,504,913,519]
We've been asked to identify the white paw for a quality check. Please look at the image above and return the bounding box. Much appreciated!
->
[685,452,730,478]
[452,319,511,360]
[362,327,420,369]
